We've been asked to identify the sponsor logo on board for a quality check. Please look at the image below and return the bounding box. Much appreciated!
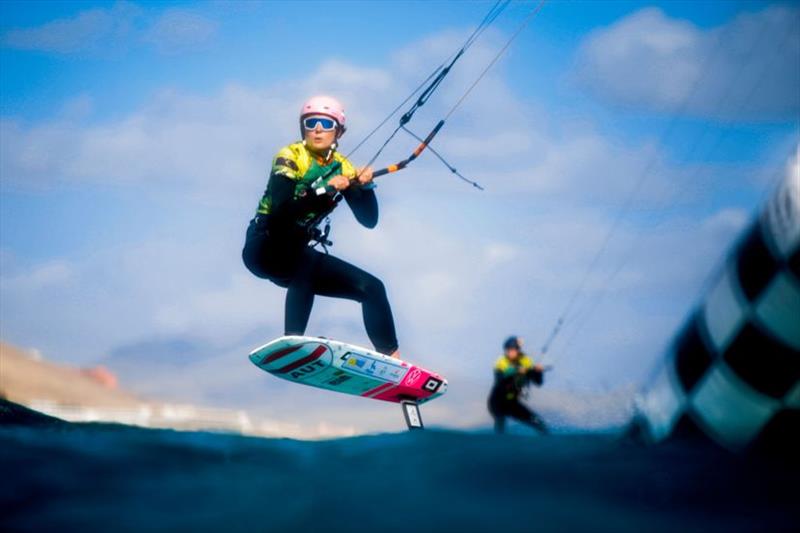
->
[327,374,352,386]
[423,377,442,392]
[341,352,408,384]
[404,368,423,386]
[289,359,326,380]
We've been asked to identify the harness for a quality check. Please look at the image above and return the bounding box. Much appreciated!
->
[494,355,535,401]
[295,156,345,252]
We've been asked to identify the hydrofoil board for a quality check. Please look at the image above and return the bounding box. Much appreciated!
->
[249,336,447,406]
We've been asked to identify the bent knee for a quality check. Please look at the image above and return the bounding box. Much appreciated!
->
[360,275,386,298]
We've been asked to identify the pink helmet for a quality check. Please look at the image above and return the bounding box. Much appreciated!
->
[300,95,346,133]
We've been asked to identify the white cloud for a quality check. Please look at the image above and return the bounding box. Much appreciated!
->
[702,208,749,236]
[0,57,416,200]
[574,5,800,120]
[2,2,217,56]
[494,131,676,204]
[1,84,286,198]
[0,27,677,211]
[789,143,800,183]
[0,260,75,292]
[144,8,218,53]
[152,272,284,340]
[483,243,518,266]
[2,1,141,54]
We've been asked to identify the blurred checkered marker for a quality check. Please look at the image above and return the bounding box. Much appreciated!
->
[635,170,800,453]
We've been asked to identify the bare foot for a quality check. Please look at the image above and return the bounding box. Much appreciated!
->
[389,349,401,359]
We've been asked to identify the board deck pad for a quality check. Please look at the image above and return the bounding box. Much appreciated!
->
[249,336,447,404]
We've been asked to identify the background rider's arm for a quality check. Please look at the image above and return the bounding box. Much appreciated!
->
[342,186,378,228]
[525,367,544,386]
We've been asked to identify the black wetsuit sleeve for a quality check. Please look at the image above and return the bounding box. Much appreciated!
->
[491,370,517,400]
[268,173,314,220]
[489,371,505,402]
[526,368,544,386]
[494,370,517,392]
[343,186,378,228]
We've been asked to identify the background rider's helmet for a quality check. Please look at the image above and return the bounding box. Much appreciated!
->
[300,95,347,137]
[503,336,522,351]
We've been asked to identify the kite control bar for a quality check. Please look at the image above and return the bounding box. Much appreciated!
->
[372,120,445,178]
[313,120,445,196]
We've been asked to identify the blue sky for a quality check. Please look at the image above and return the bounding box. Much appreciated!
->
[1,1,798,435]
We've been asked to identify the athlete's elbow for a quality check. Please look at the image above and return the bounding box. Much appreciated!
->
[357,210,378,228]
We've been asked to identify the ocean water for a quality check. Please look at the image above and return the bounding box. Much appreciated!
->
[1,401,797,533]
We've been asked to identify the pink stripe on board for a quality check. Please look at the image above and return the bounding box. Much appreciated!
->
[274,345,327,374]
[260,344,303,366]
[361,382,393,398]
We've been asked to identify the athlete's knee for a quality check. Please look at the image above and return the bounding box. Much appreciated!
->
[360,273,387,300]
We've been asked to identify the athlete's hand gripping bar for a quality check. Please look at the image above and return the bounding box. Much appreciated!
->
[315,120,445,196]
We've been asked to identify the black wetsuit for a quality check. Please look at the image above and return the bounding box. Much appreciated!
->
[242,172,399,355]
[488,363,547,434]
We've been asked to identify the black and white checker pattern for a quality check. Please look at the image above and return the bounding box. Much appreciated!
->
[636,173,799,451]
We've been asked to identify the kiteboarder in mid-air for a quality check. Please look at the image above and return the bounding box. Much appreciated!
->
[488,336,548,434]
[242,96,400,358]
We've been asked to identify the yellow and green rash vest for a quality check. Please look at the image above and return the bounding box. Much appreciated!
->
[494,353,534,376]
[493,353,535,400]
[256,142,357,224]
